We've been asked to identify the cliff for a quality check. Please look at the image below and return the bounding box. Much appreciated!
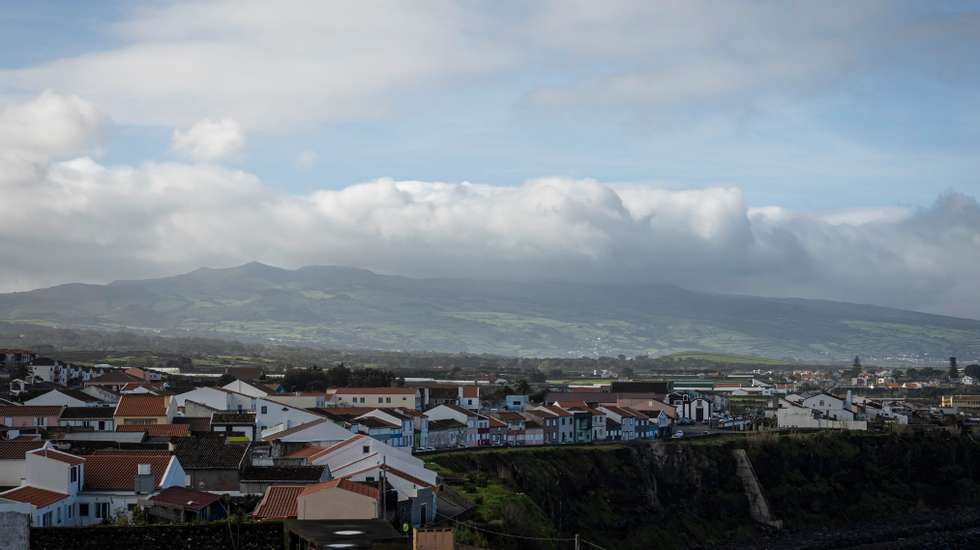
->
[426,432,980,549]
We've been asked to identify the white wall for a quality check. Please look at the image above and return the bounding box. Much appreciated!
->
[0,459,26,486]
[255,399,321,433]
[25,453,72,494]
[25,391,91,408]
[174,387,231,410]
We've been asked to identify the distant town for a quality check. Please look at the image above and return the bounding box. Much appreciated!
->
[0,347,978,548]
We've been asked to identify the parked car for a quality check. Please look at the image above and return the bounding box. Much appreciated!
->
[671,431,684,439]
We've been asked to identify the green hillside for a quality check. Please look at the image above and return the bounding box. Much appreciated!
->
[0,262,978,361]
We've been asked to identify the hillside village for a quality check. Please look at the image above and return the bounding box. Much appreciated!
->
[1,348,979,548]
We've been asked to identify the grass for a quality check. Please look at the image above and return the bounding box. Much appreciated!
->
[659,351,788,365]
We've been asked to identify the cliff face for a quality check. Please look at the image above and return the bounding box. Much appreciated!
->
[428,432,980,549]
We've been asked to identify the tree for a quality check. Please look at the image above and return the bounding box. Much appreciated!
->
[949,363,960,380]
[965,364,980,379]
[621,366,635,379]
[515,379,531,395]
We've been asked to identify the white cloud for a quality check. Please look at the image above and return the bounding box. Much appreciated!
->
[0,0,511,130]
[172,118,244,162]
[2,91,980,319]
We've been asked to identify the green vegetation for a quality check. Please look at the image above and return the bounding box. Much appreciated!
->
[1,262,978,361]
[428,432,980,549]
[659,351,786,365]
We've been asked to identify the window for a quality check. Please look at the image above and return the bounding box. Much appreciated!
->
[96,502,109,519]
[57,507,61,523]
[127,504,136,512]
[467,399,473,406]
[68,504,72,519]
[35,417,46,426]
[98,421,106,431]
[366,476,375,482]
[42,511,52,527]
[79,503,89,517]
[378,397,383,403]
[260,405,268,414]
[71,467,77,483]
[386,397,391,403]
[362,445,370,454]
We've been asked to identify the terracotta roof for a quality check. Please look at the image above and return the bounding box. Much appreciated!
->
[149,486,221,511]
[252,485,303,520]
[61,406,115,419]
[0,406,63,417]
[493,411,525,422]
[29,448,85,465]
[0,485,68,508]
[84,454,173,490]
[543,405,573,417]
[0,440,46,460]
[300,478,379,500]
[115,395,168,417]
[619,406,650,420]
[488,417,507,428]
[334,387,417,395]
[461,386,479,398]
[118,424,190,438]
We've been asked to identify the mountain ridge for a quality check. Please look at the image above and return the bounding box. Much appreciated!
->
[1,263,978,362]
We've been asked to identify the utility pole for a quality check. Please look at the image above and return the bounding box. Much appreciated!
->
[574,533,580,550]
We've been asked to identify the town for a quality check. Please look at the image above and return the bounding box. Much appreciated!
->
[1,347,978,549]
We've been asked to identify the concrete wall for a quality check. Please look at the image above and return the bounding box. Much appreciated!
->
[296,487,376,520]
[0,510,29,550]
[0,459,26,487]
[30,522,283,550]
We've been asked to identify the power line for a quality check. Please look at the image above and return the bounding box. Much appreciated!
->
[437,510,608,549]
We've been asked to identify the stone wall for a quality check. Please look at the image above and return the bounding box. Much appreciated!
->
[31,521,284,550]
[0,511,30,550]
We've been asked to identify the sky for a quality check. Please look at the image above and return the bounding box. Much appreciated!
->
[1,1,979,318]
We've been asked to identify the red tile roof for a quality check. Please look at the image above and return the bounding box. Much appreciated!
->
[0,406,63,417]
[300,478,379,500]
[0,485,68,508]
[115,395,168,417]
[461,386,479,398]
[84,454,173,491]
[149,486,221,510]
[252,485,303,520]
[29,448,85,465]
[543,405,573,417]
[335,387,417,395]
[117,424,190,438]
[0,440,46,460]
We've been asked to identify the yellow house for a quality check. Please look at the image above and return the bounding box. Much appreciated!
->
[113,395,175,426]
[333,387,419,409]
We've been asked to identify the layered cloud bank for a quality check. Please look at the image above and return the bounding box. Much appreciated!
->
[2,92,979,319]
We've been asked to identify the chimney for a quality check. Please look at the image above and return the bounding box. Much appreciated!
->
[845,390,853,409]
[134,463,155,494]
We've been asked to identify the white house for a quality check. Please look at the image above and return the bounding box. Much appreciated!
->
[424,404,489,447]
[0,440,47,487]
[256,398,322,435]
[776,398,867,430]
[222,379,269,398]
[25,389,103,408]
[308,435,437,502]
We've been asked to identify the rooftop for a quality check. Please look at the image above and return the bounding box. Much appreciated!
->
[0,485,68,508]
[0,406,63,417]
[117,423,190,438]
[114,395,168,417]
[29,448,85,465]
[212,411,256,424]
[300,478,379,500]
[252,485,303,520]
[83,453,173,491]
[60,406,115,419]
[173,436,250,469]
[241,465,326,482]
[149,486,221,511]
[0,440,46,460]
[334,387,417,395]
